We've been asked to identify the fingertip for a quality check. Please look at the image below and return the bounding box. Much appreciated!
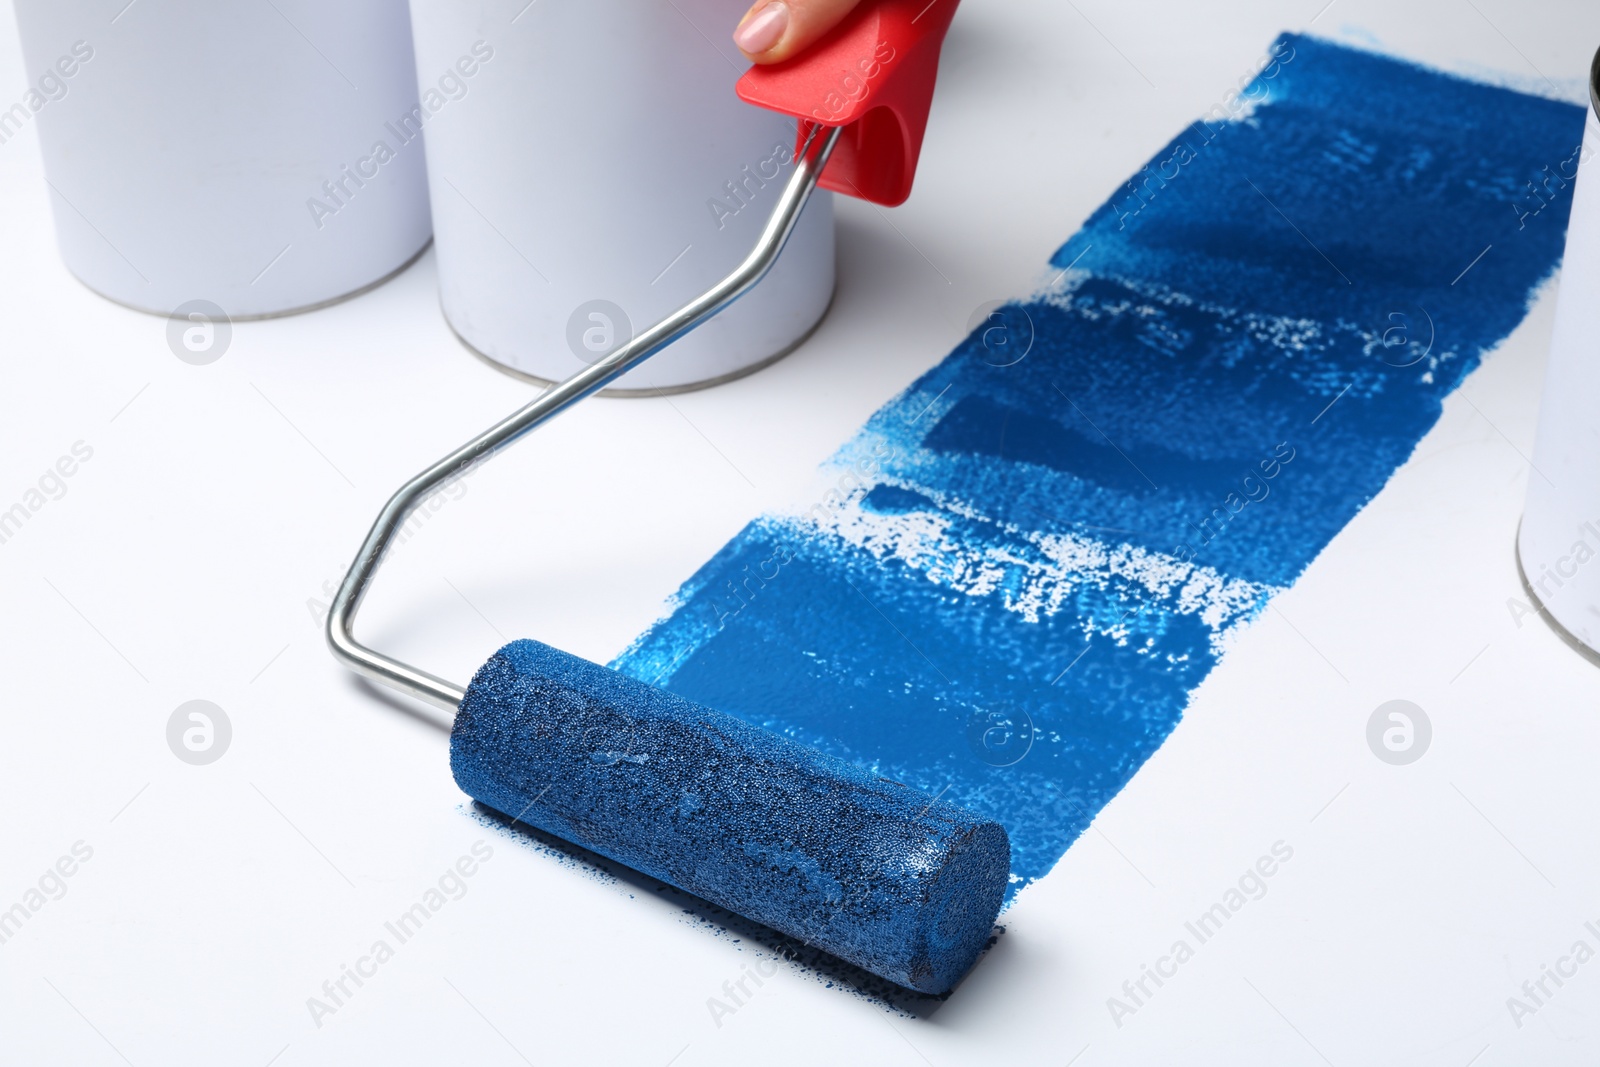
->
[733,2,790,61]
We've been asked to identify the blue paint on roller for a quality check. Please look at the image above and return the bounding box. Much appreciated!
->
[613,35,1587,897]
[452,639,1009,994]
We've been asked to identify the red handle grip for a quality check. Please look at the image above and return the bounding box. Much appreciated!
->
[735,0,962,207]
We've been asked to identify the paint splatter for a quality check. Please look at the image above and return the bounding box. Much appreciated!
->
[613,34,1586,896]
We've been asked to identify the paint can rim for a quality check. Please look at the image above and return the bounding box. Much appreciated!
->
[61,239,433,323]
[447,280,838,399]
[1592,42,1599,119]
[1515,518,1600,667]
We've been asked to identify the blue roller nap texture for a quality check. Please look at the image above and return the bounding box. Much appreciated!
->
[451,639,1010,993]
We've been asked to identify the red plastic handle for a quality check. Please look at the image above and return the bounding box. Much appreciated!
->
[735,0,961,207]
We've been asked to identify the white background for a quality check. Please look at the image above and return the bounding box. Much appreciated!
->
[3,0,1600,1064]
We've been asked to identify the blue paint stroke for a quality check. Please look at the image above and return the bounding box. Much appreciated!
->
[613,34,1586,896]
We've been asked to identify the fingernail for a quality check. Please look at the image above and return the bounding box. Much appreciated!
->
[734,2,788,55]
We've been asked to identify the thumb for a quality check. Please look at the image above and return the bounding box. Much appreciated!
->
[733,0,865,65]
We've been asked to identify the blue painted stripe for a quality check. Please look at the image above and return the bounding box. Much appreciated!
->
[614,34,1586,897]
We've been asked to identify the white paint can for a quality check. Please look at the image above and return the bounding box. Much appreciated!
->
[11,0,432,319]
[1519,48,1600,655]
[406,0,836,394]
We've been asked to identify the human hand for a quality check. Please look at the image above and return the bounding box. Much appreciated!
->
[732,0,865,65]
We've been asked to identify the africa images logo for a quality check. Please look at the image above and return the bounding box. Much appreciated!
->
[306,42,495,231]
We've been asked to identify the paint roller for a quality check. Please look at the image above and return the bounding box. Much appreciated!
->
[328,0,1005,995]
